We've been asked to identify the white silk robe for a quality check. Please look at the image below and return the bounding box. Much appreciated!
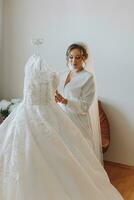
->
[58,69,96,149]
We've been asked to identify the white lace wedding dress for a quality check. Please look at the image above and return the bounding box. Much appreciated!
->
[0,55,123,200]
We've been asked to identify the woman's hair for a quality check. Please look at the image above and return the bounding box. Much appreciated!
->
[66,43,89,61]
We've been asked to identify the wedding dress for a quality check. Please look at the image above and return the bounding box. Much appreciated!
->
[0,55,123,200]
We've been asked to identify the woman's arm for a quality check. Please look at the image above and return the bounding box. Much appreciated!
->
[66,75,95,114]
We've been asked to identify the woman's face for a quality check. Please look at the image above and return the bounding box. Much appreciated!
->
[68,48,85,71]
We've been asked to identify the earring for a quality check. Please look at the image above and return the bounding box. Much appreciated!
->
[82,61,86,68]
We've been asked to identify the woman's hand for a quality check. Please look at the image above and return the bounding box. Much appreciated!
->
[55,90,68,105]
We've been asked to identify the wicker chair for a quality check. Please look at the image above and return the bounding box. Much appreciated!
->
[98,100,110,153]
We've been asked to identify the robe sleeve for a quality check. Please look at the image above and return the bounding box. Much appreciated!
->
[66,75,95,114]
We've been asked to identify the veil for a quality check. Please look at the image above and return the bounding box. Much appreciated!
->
[84,44,103,164]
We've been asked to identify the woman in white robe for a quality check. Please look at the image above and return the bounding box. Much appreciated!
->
[56,43,98,153]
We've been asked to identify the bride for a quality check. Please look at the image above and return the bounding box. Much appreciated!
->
[0,55,123,200]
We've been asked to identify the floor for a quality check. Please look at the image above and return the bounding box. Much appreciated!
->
[104,161,134,200]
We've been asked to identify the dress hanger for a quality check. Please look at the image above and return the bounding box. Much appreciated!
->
[31,38,45,56]
[31,38,45,70]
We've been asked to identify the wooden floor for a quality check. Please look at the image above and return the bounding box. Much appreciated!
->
[104,161,134,200]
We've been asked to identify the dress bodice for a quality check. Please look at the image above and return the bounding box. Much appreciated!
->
[23,55,58,105]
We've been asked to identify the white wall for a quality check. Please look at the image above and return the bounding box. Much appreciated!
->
[2,0,134,165]
[0,0,3,98]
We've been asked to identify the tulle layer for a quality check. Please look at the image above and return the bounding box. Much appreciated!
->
[0,102,123,200]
